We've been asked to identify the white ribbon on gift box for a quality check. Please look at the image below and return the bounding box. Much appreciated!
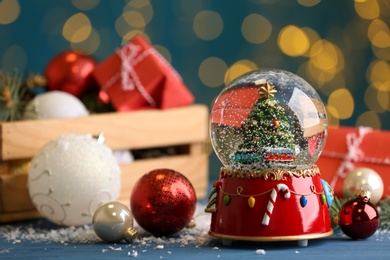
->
[102,39,184,108]
[321,127,390,188]
[117,43,156,107]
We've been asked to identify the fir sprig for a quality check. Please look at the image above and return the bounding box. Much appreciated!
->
[329,196,348,234]
[379,198,390,230]
[0,70,27,121]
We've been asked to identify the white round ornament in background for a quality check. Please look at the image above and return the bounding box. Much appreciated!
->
[28,134,121,226]
[342,167,384,205]
[23,90,89,120]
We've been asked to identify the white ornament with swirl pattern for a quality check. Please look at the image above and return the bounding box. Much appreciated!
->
[28,134,121,226]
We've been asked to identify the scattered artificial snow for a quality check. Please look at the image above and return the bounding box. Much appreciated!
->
[0,203,217,257]
[108,246,122,251]
[0,249,12,254]
[0,224,99,243]
[256,249,266,255]
[129,250,138,257]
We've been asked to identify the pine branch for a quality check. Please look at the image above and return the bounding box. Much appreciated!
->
[0,70,27,122]
[379,198,390,230]
[329,196,348,234]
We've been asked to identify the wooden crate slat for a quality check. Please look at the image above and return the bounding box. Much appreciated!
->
[0,174,35,213]
[0,151,209,222]
[1,105,209,160]
[0,210,41,223]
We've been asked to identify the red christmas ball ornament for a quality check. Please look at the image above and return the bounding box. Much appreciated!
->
[338,190,379,239]
[44,50,98,98]
[130,168,197,237]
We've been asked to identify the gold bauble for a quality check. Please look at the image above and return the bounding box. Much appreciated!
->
[342,167,384,205]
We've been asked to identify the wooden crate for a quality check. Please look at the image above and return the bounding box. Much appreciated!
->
[0,105,209,223]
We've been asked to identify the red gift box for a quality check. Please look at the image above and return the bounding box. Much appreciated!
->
[93,34,194,111]
[317,126,390,198]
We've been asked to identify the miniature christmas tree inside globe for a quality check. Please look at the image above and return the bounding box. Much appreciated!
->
[210,69,328,171]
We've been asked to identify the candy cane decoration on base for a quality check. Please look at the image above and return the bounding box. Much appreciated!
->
[262,184,291,226]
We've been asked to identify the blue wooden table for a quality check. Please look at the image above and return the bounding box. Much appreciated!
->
[1,204,390,260]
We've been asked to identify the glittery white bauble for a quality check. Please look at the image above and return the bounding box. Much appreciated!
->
[343,167,384,205]
[28,134,121,226]
[23,91,89,120]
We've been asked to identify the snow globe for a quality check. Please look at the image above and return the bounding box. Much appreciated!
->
[205,69,333,246]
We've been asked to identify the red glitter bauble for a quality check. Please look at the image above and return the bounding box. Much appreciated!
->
[44,50,98,98]
[338,191,379,239]
[130,168,197,237]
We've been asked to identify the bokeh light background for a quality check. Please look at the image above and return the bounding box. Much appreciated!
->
[1,0,389,177]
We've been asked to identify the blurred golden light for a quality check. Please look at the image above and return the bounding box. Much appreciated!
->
[368,60,390,91]
[116,16,130,37]
[356,111,381,129]
[123,10,146,28]
[124,0,153,25]
[328,88,354,119]
[319,73,346,96]
[368,19,390,48]
[127,0,150,8]
[278,25,310,57]
[301,27,321,57]
[354,0,380,20]
[2,45,27,71]
[325,105,340,126]
[372,45,390,60]
[224,60,258,85]
[70,28,100,55]
[71,0,100,10]
[309,40,342,71]
[377,86,390,111]
[297,0,321,7]
[304,60,339,90]
[364,85,388,112]
[193,10,223,41]
[0,0,20,24]
[62,13,92,43]
[241,14,272,44]
[122,31,149,45]
[115,15,145,38]
[199,57,228,87]
[154,45,172,63]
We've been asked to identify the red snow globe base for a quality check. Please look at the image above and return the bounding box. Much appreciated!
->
[206,167,333,246]
[205,69,333,246]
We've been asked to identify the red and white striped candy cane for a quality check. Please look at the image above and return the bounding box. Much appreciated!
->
[262,183,290,226]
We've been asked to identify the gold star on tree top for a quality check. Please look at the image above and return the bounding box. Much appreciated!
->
[255,79,277,99]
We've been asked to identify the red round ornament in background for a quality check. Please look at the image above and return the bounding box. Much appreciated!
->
[338,190,379,240]
[44,50,98,98]
[130,168,197,237]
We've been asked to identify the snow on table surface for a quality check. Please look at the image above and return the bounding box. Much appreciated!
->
[1,203,390,259]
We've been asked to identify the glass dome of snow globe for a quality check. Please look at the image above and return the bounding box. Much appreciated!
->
[210,68,328,171]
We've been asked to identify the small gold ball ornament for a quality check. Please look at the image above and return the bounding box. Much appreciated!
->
[92,202,137,243]
[342,167,384,205]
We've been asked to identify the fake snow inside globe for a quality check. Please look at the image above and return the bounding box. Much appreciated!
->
[205,69,333,247]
